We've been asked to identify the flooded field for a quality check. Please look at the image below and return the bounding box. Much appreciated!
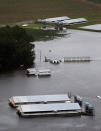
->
[0,30,101,131]
[81,24,101,30]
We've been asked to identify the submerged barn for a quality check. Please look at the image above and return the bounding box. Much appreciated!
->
[9,94,71,107]
[64,57,91,62]
[38,69,51,76]
[17,103,82,117]
[26,68,37,76]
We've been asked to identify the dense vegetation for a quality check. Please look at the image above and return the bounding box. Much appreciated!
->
[0,26,35,71]
[0,0,101,25]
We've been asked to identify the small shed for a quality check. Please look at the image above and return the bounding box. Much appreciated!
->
[26,68,37,75]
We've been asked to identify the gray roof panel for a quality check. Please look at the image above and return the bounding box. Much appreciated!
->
[20,103,81,113]
[61,18,87,25]
[12,94,70,104]
[42,16,70,22]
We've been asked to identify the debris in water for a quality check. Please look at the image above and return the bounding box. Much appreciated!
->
[97,96,101,99]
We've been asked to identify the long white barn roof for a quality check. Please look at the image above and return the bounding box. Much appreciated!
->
[61,18,87,25]
[11,94,70,104]
[38,69,51,73]
[37,17,87,25]
[19,103,81,113]
[39,16,70,23]
[45,16,70,22]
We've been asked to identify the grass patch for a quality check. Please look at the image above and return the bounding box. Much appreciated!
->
[25,28,65,41]
[23,23,43,28]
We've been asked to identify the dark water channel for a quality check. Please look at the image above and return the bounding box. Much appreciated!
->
[0,30,101,131]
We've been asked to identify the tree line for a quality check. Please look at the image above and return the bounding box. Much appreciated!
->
[0,25,35,71]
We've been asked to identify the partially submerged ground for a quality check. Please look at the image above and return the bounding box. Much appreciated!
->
[68,21,101,32]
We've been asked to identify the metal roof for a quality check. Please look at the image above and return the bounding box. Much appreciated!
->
[38,69,51,73]
[20,103,81,113]
[64,57,90,59]
[12,94,70,104]
[42,16,70,23]
[27,68,37,72]
[61,18,87,25]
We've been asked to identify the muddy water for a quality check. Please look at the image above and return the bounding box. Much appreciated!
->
[0,30,101,131]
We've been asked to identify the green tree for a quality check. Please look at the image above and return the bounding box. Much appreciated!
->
[0,25,35,70]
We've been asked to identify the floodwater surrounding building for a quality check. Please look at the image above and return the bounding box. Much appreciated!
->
[0,30,101,131]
